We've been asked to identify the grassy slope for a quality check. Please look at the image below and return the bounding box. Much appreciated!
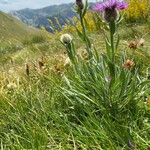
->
[0,24,150,82]
[0,11,39,42]
[0,19,150,149]
[0,11,49,68]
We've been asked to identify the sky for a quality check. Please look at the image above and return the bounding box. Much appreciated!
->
[0,0,96,12]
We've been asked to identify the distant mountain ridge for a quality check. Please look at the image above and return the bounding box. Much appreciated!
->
[10,3,76,32]
[10,3,94,32]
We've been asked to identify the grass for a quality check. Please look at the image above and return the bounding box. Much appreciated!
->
[0,12,150,149]
[0,11,41,42]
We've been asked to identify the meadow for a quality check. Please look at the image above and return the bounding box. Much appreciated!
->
[0,0,150,149]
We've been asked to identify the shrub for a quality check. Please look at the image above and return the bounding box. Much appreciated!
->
[125,0,150,23]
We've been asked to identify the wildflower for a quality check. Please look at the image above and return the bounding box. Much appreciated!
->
[128,38,145,49]
[60,34,73,45]
[76,0,84,10]
[123,59,135,70]
[93,0,128,22]
[128,40,138,49]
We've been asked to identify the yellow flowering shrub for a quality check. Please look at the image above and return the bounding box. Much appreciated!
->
[125,0,150,22]
[61,11,97,34]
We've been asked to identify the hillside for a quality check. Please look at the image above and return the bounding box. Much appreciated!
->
[0,23,150,149]
[0,11,39,41]
[0,11,49,67]
[0,1,150,148]
[10,3,76,32]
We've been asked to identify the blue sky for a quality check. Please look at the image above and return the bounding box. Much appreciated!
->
[0,0,96,12]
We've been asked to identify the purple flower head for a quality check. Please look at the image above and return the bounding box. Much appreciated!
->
[93,0,128,22]
[93,0,128,12]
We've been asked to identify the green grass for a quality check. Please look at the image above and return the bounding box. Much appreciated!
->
[0,11,49,68]
[0,17,150,149]
[0,12,39,41]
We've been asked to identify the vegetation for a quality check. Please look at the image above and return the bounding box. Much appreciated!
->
[125,0,150,23]
[0,11,39,41]
[11,3,76,32]
[0,0,150,149]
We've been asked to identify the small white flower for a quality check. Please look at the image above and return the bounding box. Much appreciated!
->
[60,34,73,44]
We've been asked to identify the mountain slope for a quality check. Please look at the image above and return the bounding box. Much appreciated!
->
[11,3,76,32]
[0,11,38,41]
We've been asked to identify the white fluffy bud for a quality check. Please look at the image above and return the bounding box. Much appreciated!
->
[60,34,73,44]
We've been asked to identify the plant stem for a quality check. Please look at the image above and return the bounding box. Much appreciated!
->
[109,21,116,82]
[109,21,115,63]
[66,43,78,73]
[79,12,92,59]
[110,30,115,63]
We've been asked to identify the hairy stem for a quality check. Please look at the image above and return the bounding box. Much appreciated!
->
[79,12,92,59]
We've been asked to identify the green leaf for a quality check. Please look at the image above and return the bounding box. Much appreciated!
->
[119,69,127,98]
[84,18,88,30]
[107,60,116,83]
[115,34,120,50]
[93,47,100,62]
[76,27,85,41]
[105,37,111,59]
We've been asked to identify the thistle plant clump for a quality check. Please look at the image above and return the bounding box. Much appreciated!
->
[60,0,150,149]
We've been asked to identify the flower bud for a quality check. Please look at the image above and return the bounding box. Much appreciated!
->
[104,7,119,23]
[76,0,84,10]
[60,34,73,45]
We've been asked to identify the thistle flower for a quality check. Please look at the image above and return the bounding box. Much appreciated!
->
[76,0,84,10]
[60,34,73,45]
[123,59,135,70]
[128,38,145,49]
[128,40,138,49]
[93,0,128,22]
